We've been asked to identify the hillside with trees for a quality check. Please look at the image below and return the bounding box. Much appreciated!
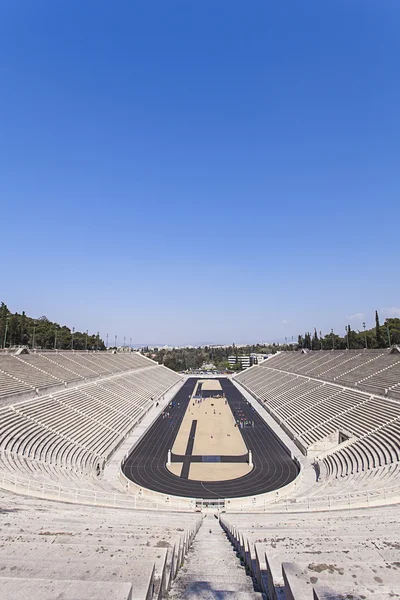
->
[2,301,398,366]
[297,311,400,351]
[149,311,400,372]
[0,302,105,350]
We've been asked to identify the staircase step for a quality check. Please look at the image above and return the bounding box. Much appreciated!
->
[176,576,254,586]
[170,590,260,600]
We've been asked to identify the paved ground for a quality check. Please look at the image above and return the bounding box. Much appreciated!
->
[122,378,299,499]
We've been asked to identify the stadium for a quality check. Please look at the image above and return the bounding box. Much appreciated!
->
[0,345,400,599]
[2,2,400,599]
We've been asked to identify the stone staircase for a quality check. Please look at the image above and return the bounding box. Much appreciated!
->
[168,514,263,599]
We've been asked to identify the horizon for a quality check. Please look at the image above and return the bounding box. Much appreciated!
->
[2,298,398,348]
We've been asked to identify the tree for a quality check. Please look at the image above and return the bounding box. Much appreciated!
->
[0,301,105,350]
[385,318,400,345]
[163,355,181,371]
[304,332,312,350]
[313,328,319,346]
[231,361,242,371]
[0,302,9,347]
[9,313,20,346]
[345,324,351,349]
[19,311,29,346]
[375,310,384,348]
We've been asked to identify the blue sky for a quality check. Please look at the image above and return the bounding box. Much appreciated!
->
[1,1,399,345]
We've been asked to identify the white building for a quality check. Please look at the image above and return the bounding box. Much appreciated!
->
[228,355,251,369]
[250,353,270,365]
[228,354,271,369]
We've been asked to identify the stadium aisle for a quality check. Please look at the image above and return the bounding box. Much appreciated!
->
[168,514,262,599]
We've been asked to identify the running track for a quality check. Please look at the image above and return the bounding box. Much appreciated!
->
[122,378,299,499]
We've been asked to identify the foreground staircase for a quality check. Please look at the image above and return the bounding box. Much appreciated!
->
[168,514,263,599]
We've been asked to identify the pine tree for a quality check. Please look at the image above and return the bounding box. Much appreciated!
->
[19,311,28,346]
[0,302,9,348]
[375,310,383,348]
[345,324,352,349]
[304,332,312,350]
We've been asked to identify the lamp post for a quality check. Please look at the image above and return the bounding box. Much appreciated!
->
[331,328,335,350]
[106,333,109,348]
[71,327,75,350]
[114,334,117,348]
[124,336,126,349]
[33,320,36,350]
[345,326,349,350]
[363,322,367,349]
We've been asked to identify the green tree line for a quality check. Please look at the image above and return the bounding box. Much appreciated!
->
[148,310,400,372]
[150,343,281,372]
[297,311,400,350]
[0,302,105,350]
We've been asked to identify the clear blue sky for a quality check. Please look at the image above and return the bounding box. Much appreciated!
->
[1,1,399,345]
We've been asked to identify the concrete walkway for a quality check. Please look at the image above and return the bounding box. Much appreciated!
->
[168,514,263,599]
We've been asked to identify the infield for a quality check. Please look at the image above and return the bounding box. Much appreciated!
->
[167,383,251,480]
[122,378,299,499]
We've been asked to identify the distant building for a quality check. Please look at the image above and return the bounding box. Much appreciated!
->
[250,353,270,365]
[201,363,216,370]
[228,355,251,369]
[228,353,270,369]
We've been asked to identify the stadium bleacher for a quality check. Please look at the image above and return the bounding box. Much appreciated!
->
[220,504,400,599]
[0,350,155,404]
[0,489,201,600]
[255,348,400,398]
[235,350,400,489]
[0,350,210,599]
[1,348,400,598]
[0,351,181,495]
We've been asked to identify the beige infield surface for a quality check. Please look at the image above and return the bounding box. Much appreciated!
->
[200,380,222,391]
[167,380,252,481]
[188,463,251,481]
